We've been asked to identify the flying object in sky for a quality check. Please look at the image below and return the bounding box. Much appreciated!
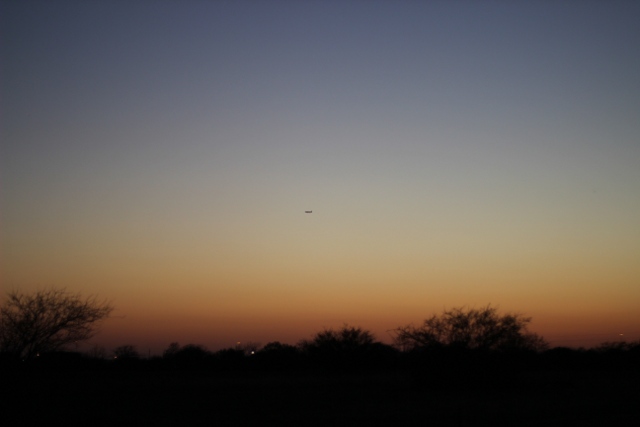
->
[305,211,312,213]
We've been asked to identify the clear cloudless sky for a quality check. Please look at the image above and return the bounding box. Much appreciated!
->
[2,0,639,353]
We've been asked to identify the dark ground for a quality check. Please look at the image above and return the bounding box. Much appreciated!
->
[2,366,639,426]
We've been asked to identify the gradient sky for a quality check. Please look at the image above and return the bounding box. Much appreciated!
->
[2,0,639,353]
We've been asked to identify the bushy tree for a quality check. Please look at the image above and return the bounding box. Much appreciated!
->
[113,345,140,360]
[236,341,261,355]
[0,289,113,360]
[393,305,548,353]
[163,342,181,359]
[300,324,376,354]
[299,324,378,369]
[260,341,298,354]
[255,341,300,369]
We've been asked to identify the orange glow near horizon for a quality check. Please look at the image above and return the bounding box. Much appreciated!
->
[4,220,640,354]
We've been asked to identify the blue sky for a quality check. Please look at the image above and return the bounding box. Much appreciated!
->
[2,1,639,351]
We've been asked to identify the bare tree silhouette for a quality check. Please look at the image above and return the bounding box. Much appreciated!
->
[0,289,113,360]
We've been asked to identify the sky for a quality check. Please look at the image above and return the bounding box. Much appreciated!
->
[2,0,639,353]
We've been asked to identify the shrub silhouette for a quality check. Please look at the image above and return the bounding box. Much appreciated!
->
[113,345,140,360]
[214,347,245,370]
[169,344,212,368]
[254,341,300,370]
[592,340,640,369]
[299,324,378,370]
[163,342,181,359]
[393,305,548,353]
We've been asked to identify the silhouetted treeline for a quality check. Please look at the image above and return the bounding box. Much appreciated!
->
[4,299,639,427]
[3,339,639,377]
[3,300,639,378]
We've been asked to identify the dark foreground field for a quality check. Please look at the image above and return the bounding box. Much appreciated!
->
[2,365,639,427]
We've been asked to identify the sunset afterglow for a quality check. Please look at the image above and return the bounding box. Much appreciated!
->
[2,1,639,354]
